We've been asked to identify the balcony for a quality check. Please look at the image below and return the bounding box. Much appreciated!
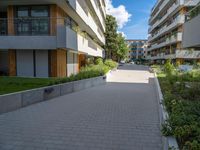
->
[148,49,200,60]
[148,33,182,51]
[68,0,105,44]
[0,18,77,50]
[149,2,180,33]
[183,3,200,48]
[77,33,104,57]
[149,15,185,42]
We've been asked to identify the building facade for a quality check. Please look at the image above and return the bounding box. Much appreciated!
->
[183,2,200,51]
[126,40,148,61]
[147,0,200,64]
[0,0,106,77]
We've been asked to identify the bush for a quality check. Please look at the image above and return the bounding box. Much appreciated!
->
[158,68,200,149]
[95,58,103,65]
[164,59,175,76]
[104,59,118,69]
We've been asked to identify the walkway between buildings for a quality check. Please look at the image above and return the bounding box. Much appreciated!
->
[0,65,162,150]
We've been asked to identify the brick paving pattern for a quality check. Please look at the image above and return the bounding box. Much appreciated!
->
[0,65,162,150]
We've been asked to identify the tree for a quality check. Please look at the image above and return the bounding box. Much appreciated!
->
[104,15,118,59]
[115,33,129,62]
[104,15,128,61]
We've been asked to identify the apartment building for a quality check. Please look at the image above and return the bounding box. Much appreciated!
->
[183,2,200,52]
[0,0,106,77]
[147,0,200,64]
[126,40,148,61]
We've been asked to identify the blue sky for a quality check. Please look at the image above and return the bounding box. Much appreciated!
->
[106,0,156,40]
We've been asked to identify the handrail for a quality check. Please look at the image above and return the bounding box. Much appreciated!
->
[185,2,200,21]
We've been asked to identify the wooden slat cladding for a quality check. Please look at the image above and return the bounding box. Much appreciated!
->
[50,5,57,35]
[50,49,67,77]
[7,6,15,35]
[50,5,67,35]
[78,54,86,71]
[8,50,16,76]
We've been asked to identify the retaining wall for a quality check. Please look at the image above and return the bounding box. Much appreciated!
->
[0,76,106,114]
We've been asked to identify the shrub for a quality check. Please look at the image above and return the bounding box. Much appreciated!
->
[95,58,103,65]
[158,68,200,149]
[104,59,118,69]
[164,59,175,76]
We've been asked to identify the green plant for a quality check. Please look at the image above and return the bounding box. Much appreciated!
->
[158,68,200,149]
[164,59,175,76]
[104,59,118,69]
[95,58,103,65]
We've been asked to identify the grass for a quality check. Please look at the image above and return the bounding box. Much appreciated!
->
[0,59,118,95]
[0,77,56,95]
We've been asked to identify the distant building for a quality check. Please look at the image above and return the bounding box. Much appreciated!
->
[126,40,148,61]
[147,0,200,64]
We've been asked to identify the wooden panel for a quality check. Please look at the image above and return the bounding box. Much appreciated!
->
[7,6,14,35]
[50,49,67,77]
[78,54,86,70]
[180,7,187,15]
[176,58,184,64]
[177,42,182,49]
[50,5,57,36]
[50,5,67,36]
[8,50,16,76]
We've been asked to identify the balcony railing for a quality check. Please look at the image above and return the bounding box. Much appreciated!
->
[149,15,185,42]
[185,2,200,21]
[0,17,78,36]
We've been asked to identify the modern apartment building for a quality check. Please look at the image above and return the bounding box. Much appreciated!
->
[183,2,200,51]
[126,40,148,61]
[0,0,106,77]
[147,0,200,63]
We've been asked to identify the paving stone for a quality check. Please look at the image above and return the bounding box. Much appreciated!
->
[0,65,162,150]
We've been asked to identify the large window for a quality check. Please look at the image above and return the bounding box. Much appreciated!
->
[16,6,49,35]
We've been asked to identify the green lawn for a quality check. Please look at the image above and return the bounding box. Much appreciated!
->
[0,77,56,95]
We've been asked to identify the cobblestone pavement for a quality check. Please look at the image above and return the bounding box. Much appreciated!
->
[0,65,163,150]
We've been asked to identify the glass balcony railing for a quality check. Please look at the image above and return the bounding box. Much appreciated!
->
[0,17,78,36]
[186,2,200,21]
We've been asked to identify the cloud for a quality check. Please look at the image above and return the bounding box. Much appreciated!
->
[117,31,127,38]
[105,0,132,29]
[122,18,149,39]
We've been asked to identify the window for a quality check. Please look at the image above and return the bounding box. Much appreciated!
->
[17,7,29,17]
[16,6,49,35]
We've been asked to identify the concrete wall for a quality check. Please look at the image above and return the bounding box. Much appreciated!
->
[183,14,200,48]
[0,36,57,50]
[0,76,106,114]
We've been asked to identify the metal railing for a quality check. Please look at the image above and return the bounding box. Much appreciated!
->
[185,2,200,21]
[0,17,78,36]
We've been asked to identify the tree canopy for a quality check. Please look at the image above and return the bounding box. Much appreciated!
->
[104,15,128,62]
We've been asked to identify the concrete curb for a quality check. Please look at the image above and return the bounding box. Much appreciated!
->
[0,75,107,115]
[154,72,179,150]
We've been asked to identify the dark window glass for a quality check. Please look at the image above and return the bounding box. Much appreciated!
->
[17,7,29,17]
[16,6,49,35]
[31,6,48,17]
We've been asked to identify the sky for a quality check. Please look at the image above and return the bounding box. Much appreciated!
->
[106,0,156,40]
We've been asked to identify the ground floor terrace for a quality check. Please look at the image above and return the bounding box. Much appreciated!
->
[0,49,87,78]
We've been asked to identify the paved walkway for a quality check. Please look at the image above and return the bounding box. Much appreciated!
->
[0,65,162,150]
